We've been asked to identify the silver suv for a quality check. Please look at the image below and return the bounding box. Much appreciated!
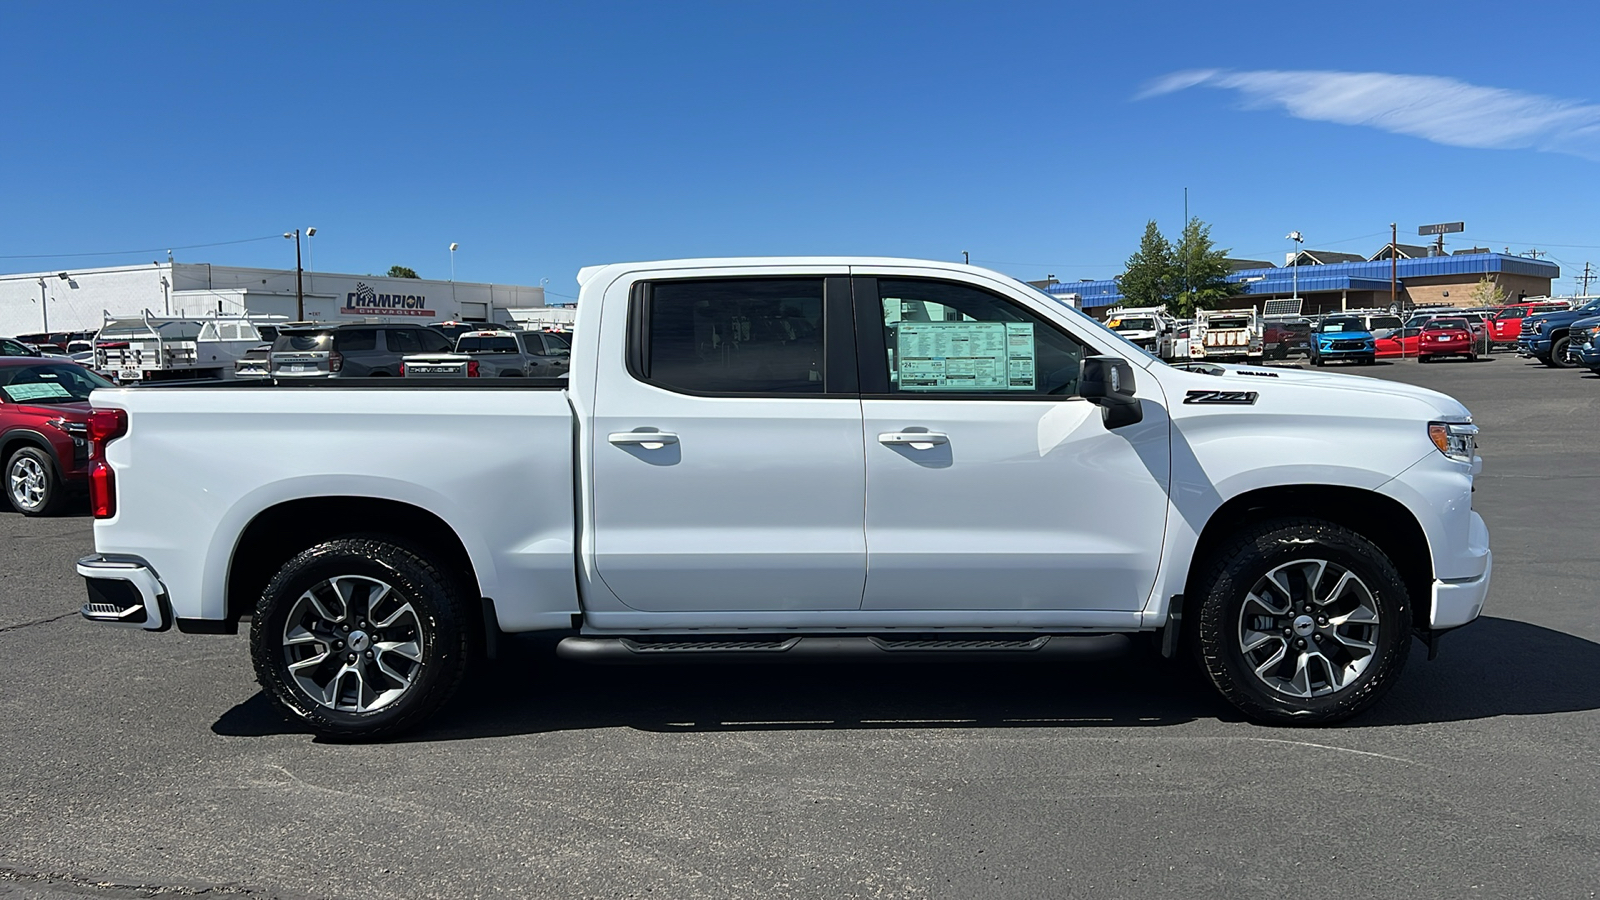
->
[401,330,572,378]
[270,323,454,377]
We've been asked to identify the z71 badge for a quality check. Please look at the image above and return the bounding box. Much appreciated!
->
[1183,389,1258,405]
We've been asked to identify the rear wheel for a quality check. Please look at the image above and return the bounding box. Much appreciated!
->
[1192,519,1411,725]
[250,538,474,740]
[6,446,65,516]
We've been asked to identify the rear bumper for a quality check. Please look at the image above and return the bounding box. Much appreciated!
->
[78,555,171,631]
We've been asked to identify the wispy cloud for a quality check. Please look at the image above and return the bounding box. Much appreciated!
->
[1139,69,1600,161]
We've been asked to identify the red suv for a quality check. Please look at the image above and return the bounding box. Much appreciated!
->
[1489,302,1569,346]
[1,358,114,515]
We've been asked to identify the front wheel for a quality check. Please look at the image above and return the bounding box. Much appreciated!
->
[1544,337,1574,368]
[1192,519,1411,725]
[6,446,64,516]
[250,538,474,740]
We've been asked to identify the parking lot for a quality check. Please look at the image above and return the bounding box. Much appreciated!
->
[1,355,1596,900]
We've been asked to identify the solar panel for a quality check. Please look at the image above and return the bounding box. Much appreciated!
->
[1261,298,1303,317]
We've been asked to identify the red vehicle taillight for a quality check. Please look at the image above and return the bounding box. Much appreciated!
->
[329,351,344,373]
[467,360,480,377]
[398,362,406,376]
[87,408,128,519]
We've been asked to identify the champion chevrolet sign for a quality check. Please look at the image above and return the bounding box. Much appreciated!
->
[342,281,436,317]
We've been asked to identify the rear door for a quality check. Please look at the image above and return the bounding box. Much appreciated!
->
[587,272,867,612]
[854,272,1170,613]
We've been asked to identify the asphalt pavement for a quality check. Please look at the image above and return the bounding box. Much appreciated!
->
[2,354,1597,899]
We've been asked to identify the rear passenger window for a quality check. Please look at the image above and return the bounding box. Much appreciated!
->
[635,279,824,394]
[420,330,452,353]
[334,329,376,352]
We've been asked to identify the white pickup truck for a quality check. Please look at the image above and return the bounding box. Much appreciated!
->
[76,258,1490,739]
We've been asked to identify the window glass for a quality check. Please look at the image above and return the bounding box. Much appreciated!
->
[541,333,571,355]
[273,332,331,352]
[458,336,519,353]
[386,329,424,354]
[878,279,1088,396]
[643,279,824,394]
[335,329,377,352]
[420,330,452,353]
[0,362,113,401]
[1,339,35,356]
[520,334,545,355]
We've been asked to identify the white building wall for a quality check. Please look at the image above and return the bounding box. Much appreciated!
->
[0,262,544,336]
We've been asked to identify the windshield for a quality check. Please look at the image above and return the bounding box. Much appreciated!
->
[0,363,114,403]
[1425,318,1468,330]
[1321,318,1363,333]
[1207,316,1250,329]
[1111,317,1156,331]
[1012,280,1160,363]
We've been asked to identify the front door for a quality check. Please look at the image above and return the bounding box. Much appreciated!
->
[588,274,867,612]
[856,275,1171,612]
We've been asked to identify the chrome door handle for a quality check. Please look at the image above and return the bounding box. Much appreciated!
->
[608,431,679,449]
[878,432,948,449]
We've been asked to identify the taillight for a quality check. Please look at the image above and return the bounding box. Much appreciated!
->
[467,360,480,377]
[399,362,406,376]
[329,351,344,373]
[87,408,127,520]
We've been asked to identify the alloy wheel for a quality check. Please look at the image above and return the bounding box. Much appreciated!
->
[280,575,426,712]
[1236,558,1381,698]
[8,456,47,511]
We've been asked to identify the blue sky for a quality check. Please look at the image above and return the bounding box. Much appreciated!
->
[5,0,1599,300]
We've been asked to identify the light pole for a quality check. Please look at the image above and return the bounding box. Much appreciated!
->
[450,242,459,304]
[36,278,48,333]
[305,227,317,295]
[1286,231,1304,308]
[284,229,305,320]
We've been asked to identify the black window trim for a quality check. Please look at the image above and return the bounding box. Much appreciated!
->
[853,275,1090,402]
[623,274,857,399]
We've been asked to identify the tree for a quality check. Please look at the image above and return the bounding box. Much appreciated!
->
[1171,217,1235,318]
[1120,220,1178,310]
[387,266,420,279]
[1469,275,1505,307]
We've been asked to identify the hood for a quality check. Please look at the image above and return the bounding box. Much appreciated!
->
[1315,329,1371,339]
[1169,363,1470,419]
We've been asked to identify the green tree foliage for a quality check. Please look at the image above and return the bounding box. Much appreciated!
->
[1171,217,1235,318]
[1120,221,1177,310]
[1469,275,1505,307]
[387,266,420,279]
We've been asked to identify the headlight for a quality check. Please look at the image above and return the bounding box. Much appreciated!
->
[1533,321,1546,333]
[1428,421,1478,463]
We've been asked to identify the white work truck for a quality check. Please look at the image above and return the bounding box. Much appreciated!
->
[76,258,1491,739]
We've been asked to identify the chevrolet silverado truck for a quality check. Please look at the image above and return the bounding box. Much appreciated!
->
[76,258,1491,739]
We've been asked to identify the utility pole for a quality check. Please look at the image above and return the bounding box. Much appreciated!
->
[962,250,969,265]
[1390,222,1398,313]
[36,277,48,333]
[1581,261,1594,297]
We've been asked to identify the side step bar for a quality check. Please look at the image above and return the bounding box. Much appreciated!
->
[556,634,1128,664]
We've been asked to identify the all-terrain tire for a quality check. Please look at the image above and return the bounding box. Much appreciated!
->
[250,538,474,740]
[1543,336,1574,368]
[1192,518,1411,726]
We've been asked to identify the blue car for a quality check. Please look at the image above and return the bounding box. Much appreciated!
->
[1568,314,1600,372]
[1309,315,1377,366]
[1516,297,1600,368]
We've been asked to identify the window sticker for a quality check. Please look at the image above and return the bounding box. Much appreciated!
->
[896,321,1036,391]
[3,383,72,401]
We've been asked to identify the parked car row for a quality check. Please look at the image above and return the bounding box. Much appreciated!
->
[261,322,572,379]
[1516,297,1600,373]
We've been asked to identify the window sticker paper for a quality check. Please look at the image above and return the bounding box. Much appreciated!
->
[897,321,1036,391]
[3,383,72,401]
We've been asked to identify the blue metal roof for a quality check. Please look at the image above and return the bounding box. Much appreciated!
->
[1043,252,1559,308]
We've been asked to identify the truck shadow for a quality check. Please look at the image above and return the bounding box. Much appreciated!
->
[211,617,1600,742]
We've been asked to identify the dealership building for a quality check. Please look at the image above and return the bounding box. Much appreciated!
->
[0,262,546,337]
[1043,243,1562,316]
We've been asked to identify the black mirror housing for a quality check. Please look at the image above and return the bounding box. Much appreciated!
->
[1079,356,1143,429]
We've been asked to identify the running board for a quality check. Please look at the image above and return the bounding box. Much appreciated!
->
[555,634,1128,664]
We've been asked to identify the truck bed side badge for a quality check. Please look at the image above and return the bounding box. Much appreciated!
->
[1184,390,1258,405]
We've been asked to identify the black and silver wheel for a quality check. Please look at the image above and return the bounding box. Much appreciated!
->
[1544,337,1574,368]
[250,538,474,740]
[1194,519,1410,725]
[6,446,63,516]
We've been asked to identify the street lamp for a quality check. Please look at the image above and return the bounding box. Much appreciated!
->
[1286,231,1304,308]
[305,227,317,293]
[450,243,459,304]
[284,230,305,320]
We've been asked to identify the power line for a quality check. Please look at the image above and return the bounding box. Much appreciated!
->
[0,233,283,261]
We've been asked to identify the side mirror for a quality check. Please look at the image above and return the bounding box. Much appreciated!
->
[1079,356,1143,429]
